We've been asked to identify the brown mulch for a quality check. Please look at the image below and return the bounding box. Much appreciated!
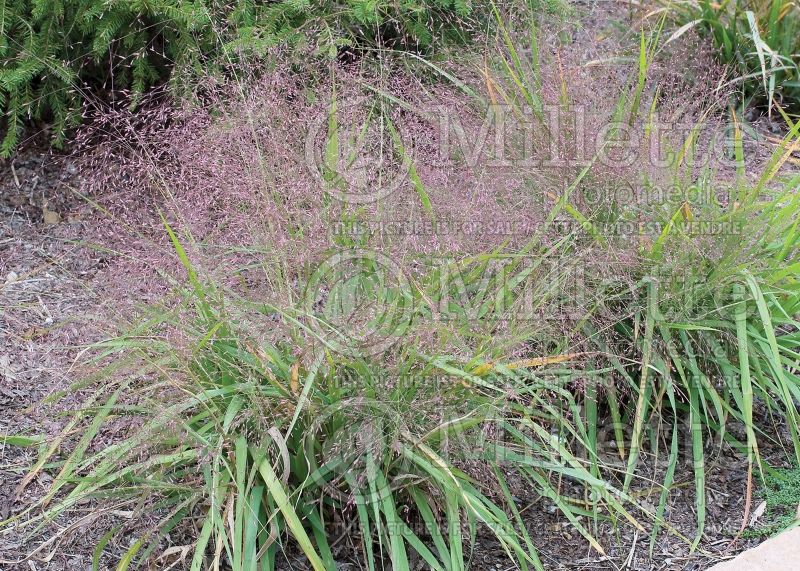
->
[1,145,113,570]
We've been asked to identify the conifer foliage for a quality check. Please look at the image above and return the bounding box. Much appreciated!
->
[0,0,485,156]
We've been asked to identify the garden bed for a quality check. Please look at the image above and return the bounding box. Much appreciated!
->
[2,0,800,569]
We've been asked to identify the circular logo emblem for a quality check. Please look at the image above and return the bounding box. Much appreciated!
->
[305,397,412,505]
[305,96,414,204]
[303,249,414,357]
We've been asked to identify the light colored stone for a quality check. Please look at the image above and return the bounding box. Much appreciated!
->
[708,527,800,570]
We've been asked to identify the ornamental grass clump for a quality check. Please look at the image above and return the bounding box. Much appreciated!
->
[3,215,649,569]
[666,0,800,114]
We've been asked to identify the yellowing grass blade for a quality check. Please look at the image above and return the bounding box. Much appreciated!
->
[471,353,582,376]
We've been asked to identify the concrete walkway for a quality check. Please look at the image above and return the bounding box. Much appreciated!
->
[708,527,800,570]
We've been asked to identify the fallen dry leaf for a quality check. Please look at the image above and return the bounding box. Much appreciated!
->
[42,207,61,225]
[749,500,767,527]
[290,361,300,394]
